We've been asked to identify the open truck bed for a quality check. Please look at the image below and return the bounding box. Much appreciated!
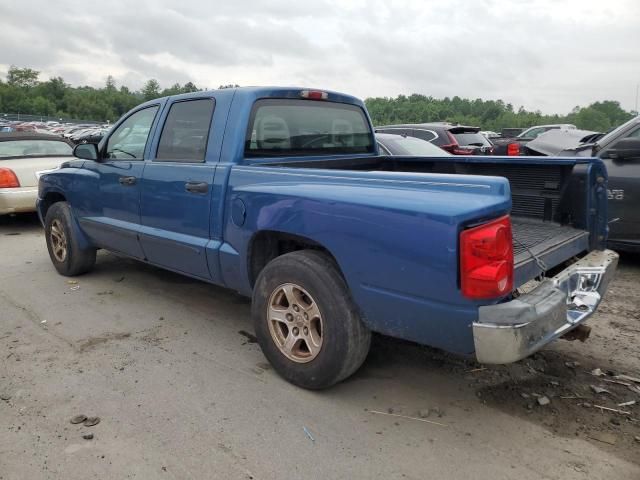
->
[264,155,603,289]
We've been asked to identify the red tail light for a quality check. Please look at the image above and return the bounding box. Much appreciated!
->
[0,168,20,188]
[460,215,513,299]
[452,147,475,155]
[506,143,520,156]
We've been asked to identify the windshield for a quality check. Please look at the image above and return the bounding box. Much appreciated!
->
[597,116,640,147]
[0,139,73,158]
[378,135,450,156]
[245,99,374,157]
[453,132,492,147]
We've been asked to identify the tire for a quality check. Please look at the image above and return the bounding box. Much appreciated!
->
[44,202,96,276]
[252,250,371,389]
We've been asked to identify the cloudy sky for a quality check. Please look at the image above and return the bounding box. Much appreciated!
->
[1,0,638,113]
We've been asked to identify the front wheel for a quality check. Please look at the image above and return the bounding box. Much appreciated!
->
[252,250,371,389]
[45,202,96,276]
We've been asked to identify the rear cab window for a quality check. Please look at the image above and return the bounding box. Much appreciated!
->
[245,99,374,157]
[0,139,72,158]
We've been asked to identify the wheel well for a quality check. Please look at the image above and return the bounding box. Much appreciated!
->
[248,231,341,287]
[41,192,66,218]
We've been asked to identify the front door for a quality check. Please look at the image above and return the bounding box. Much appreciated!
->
[76,105,160,258]
[139,98,216,278]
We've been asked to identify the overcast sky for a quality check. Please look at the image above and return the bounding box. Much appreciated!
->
[1,0,638,113]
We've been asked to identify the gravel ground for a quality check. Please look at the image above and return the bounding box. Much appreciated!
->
[1,213,638,479]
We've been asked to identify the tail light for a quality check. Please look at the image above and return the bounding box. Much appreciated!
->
[452,147,475,155]
[0,168,20,188]
[460,215,513,299]
[507,143,520,156]
[443,132,475,155]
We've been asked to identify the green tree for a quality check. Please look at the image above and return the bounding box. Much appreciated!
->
[7,66,40,88]
[142,79,160,101]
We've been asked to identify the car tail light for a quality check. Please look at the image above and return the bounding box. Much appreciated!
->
[460,215,513,299]
[0,168,20,188]
[442,132,474,155]
[452,147,475,155]
[300,90,328,100]
[507,143,520,156]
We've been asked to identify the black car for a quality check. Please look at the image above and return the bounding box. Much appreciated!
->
[376,133,451,156]
[557,116,640,252]
[375,123,494,155]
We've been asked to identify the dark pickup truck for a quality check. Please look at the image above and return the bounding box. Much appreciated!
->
[532,116,640,252]
[37,87,618,389]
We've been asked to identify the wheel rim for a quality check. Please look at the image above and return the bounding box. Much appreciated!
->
[50,219,68,262]
[267,283,323,363]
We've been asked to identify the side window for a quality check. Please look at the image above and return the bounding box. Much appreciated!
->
[156,99,215,162]
[412,129,436,142]
[105,106,159,160]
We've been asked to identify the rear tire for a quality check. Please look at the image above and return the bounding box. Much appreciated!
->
[45,202,96,276]
[252,250,371,389]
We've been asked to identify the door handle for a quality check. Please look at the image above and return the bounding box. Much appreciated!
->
[118,176,137,186]
[185,181,209,194]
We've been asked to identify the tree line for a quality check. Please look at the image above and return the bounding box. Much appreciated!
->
[0,66,635,132]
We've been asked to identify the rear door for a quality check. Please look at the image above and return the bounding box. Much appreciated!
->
[77,105,160,258]
[139,97,216,279]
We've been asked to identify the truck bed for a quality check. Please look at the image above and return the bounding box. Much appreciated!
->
[263,155,595,288]
[512,218,589,286]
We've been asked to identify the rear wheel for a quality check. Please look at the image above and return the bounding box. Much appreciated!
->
[252,250,371,389]
[45,202,96,276]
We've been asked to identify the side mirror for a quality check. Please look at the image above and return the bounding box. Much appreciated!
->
[73,143,99,161]
[607,137,640,161]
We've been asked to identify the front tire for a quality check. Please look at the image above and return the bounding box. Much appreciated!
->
[252,250,371,389]
[45,202,96,276]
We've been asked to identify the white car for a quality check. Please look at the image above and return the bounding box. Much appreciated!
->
[0,133,74,215]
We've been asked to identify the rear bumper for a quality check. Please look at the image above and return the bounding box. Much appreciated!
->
[0,188,38,215]
[473,249,619,364]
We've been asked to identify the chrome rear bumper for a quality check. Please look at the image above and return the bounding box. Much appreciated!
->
[473,249,619,364]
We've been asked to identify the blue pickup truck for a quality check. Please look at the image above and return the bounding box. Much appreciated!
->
[37,87,618,389]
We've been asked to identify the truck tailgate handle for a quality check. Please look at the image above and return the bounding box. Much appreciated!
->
[185,181,209,194]
[118,176,137,185]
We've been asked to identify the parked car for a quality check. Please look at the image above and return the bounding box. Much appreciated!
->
[375,123,494,155]
[376,132,451,156]
[550,116,640,252]
[0,132,73,215]
[38,87,617,389]
[492,124,577,156]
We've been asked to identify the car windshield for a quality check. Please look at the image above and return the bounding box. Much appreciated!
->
[0,139,73,158]
[453,132,492,147]
[597,117,640,147]
[378,135,449,156]
[245,99,374,157]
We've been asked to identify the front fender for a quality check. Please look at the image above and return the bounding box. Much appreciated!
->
[38,164,94,250]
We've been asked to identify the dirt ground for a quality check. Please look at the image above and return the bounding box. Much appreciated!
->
[1,213,639,479]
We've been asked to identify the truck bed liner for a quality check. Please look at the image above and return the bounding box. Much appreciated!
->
[512,218,589,285]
